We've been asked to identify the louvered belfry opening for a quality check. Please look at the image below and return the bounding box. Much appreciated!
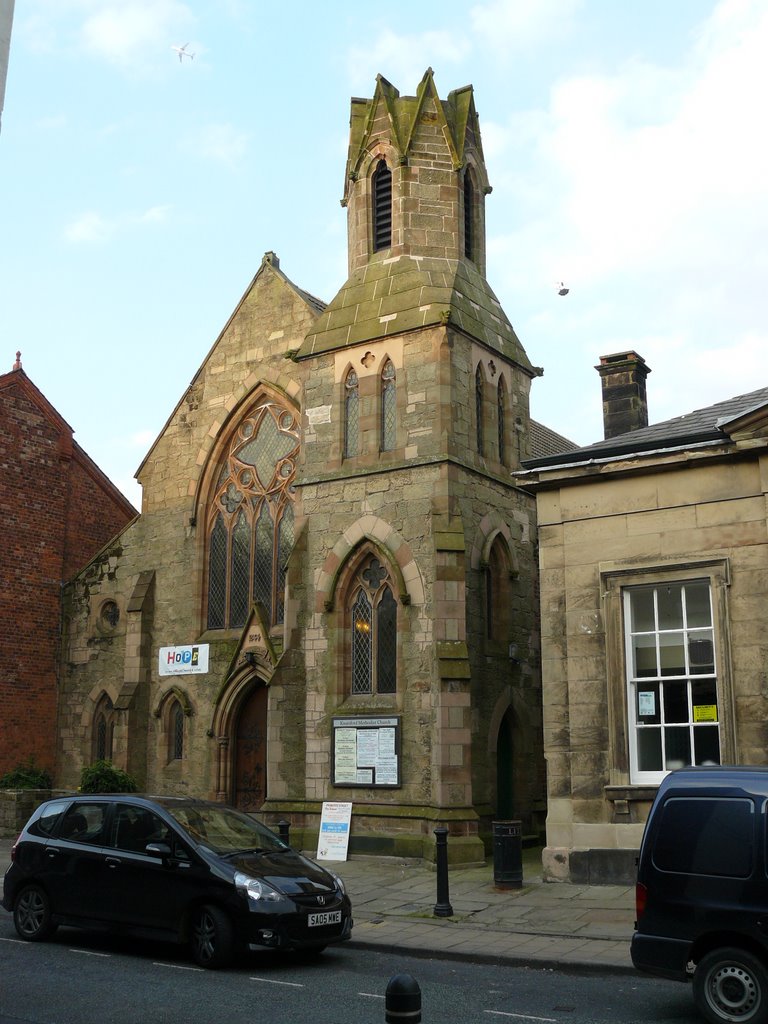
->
[372,159,392,251]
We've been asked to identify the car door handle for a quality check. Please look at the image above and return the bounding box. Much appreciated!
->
[46,847,61,858]
[105,856,122,868]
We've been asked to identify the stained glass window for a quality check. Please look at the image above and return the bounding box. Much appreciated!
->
[350,556,397,695]
[344,369,359,458]
[206,400,299,630]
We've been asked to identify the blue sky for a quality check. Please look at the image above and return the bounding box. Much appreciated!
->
[3,0,767,508]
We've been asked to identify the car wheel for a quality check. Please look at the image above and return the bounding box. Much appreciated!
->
[694,947,768,1023]
[14,884,57,942]
[190,905,234,969]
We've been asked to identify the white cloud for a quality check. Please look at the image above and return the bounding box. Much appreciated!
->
[346,28,470,93]
[190,123,250,166]
[21,0,195,70]
[64,205,171,243]
[470,0,583,54]
[79,0,194,68]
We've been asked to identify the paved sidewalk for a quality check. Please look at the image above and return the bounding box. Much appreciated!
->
[0,838,636,973]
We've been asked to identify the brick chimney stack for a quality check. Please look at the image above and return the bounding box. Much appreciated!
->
[596,351,651,439]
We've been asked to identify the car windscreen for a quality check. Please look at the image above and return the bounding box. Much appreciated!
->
[166,805,287,855]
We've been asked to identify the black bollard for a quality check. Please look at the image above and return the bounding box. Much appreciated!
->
[385,973,421,1023]
[277,819,290,844]
[433,826,453,917]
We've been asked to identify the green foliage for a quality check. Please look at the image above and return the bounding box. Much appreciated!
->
[80,760,138,794]
[0,760,52,790]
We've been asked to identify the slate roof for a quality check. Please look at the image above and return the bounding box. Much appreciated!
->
[528,420,578,460]
[524,386,768,468]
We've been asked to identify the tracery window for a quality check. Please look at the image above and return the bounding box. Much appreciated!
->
[344,368,359,458]
[350,555,397,695]
[475,364,485,456]
[206,400,298,631]
[381,359,396,452]
[373,159,392,252]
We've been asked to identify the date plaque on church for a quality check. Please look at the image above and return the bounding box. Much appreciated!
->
[331,716,400,788]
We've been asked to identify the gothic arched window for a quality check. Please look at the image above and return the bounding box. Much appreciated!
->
[344,368,359,458]
[381,359,396,452]
[475,364,485,456]
[206,399,298,631]
[486,537,511,642]
[497,377,506,466]
[372,159,392,252]
[169,699,185,761]
[93,693,115,762]
[350,555,397,695]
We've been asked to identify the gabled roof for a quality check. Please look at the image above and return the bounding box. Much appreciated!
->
[523,385,768,470]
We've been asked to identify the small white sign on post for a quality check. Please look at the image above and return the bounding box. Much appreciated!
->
[316,801,352,862]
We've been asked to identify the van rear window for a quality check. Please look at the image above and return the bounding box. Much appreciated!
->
[653,797,753,877]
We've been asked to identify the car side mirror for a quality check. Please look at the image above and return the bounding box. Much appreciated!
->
[145,842,172,859]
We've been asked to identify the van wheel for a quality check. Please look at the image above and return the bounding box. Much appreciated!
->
[14,884,57,942]
[694,948,768,1023]
[190,905,234,969]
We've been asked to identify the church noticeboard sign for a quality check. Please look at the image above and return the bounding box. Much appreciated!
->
[159,644,210,676]
[331,716,400,788]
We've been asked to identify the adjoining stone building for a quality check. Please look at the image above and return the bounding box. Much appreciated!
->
[519,351,768,883]
[58,71,557,863]
[0,354,137,779]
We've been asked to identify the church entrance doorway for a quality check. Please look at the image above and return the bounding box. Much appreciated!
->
[233,683,268,811]
[496,707,515,819]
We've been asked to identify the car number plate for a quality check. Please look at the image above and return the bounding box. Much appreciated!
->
[308,910,342,927]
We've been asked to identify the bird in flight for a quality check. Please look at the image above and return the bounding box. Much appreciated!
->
[172,43,194,62]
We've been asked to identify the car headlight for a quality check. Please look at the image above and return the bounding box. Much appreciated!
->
[235,872,284,902]
[330,872,347,896]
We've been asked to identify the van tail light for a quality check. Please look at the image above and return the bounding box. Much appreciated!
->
[635,881,648,920]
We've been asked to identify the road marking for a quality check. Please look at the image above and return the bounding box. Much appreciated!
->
[485,1012,557,1022]
[359,992,385,999]
[69,949,111,958]
[153,962,204,972]
[0,937,25,944]
[250,977,304,988]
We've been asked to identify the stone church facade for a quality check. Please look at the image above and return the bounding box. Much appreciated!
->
[57,71,547,863]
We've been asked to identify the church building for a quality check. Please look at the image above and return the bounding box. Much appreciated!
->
[57,71,550,863]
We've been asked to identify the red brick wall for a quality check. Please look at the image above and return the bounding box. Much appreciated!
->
[0,374,136,778]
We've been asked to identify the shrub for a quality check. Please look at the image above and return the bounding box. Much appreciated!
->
[0,761,52,790]
[80,760,138,794]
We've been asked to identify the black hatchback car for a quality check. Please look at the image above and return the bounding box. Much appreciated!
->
[2,794,352,968]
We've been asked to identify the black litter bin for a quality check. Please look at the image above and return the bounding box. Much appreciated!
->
[492,819,522,889]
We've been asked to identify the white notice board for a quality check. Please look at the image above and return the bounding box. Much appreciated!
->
[316,801,353,861]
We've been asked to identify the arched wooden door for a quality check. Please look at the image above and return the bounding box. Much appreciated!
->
[233,683,268,811]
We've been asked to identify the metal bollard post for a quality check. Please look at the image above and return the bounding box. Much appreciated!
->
[433,826,453,917]
[385,973,421,1023]
[277,819,290,844]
